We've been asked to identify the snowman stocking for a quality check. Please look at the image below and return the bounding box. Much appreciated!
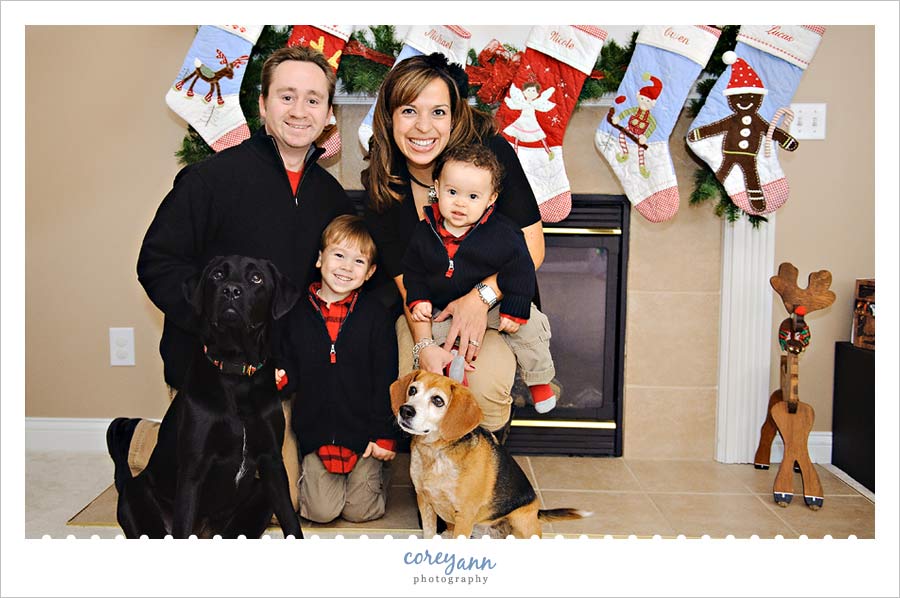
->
[686,26,825,215]
[287,25,353,160]
[495,26,607,223]
[166,25,262,152]
[357,25,472,151]
[595,26,720,222]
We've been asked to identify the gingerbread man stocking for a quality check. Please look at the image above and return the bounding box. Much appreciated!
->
[686,26,825,215]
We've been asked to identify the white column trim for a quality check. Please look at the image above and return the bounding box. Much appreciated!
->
[25,417,162,453]
[715,214,777,463]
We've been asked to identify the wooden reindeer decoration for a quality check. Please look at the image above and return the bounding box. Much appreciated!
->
[753,263,835,510]
[173,49,249,105]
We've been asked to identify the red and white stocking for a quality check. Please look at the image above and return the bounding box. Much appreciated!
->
[287,25,353,161]
[166,25,262,152]
[495,26,607,222]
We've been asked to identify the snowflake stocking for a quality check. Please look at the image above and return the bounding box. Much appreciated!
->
[287,25,353,160]
[686,26,825,215]
[495,26,607,223]
[357,25,472,151]
[595,26,720,222]
[166,25,262,152]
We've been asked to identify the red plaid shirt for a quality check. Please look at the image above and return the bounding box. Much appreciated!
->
[308,282,395,474]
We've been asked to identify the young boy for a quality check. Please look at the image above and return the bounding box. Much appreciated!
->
[402,143,557,413]
[275,215,399,523]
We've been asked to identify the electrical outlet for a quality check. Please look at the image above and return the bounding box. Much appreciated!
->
[788,103,826,140]
[109,327,135,366]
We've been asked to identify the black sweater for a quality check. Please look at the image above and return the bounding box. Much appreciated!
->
[403,204,536,320]
[278,291,399,456]
[137,127,353,388]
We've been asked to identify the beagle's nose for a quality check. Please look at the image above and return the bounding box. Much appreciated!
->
[399,404,416,420]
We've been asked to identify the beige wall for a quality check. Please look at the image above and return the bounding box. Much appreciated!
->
[25,27,874,460]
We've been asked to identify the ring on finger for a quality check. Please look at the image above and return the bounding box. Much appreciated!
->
[468,340,480,347]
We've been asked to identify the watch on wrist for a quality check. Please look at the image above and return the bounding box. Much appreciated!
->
[475,282,498,308]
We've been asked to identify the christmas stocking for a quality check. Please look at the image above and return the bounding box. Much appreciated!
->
[287,25,353,160]
[166,25,262,152]
[357,25,472,151]
[686,26,825,215]
[495,26,607,223]
[595,26,720,223]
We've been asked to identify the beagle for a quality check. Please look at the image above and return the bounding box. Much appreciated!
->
[391,370,590,539]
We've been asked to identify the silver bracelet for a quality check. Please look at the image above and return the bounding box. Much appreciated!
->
[412,338,436,370]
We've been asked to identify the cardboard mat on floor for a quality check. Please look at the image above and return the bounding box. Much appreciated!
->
[67,484,422,535]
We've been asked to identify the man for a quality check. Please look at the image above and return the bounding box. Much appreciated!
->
[109,46,353,511]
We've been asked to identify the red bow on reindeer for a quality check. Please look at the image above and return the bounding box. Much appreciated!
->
[466,40,522,105]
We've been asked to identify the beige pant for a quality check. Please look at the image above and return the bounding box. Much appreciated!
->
[396,314,515,432]
[298,452,387,524]
[126,400,302,514]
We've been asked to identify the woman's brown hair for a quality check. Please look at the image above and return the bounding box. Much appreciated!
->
[361,53,496,214]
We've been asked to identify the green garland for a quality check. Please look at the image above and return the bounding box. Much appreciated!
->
[175,25,758,228]
[175,26,638,167]
[685,25,766,226]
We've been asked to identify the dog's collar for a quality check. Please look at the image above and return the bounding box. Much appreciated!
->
[203,346,265,377]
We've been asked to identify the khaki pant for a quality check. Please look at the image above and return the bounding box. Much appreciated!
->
[298,452,387,524]
[126,400,302,514]
[396,314,515,432]
[487,303,555,387]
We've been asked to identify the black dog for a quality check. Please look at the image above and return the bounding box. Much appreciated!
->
[108,255,302,539]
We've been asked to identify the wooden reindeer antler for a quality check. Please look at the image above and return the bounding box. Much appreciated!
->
[770,262,836,315]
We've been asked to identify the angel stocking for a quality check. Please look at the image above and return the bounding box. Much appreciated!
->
[166,25,262,152]
[594,26,720,222]
[495,26,607,222]
[358,25,472,151]
[287,25,353,160]
[686,26,825,215]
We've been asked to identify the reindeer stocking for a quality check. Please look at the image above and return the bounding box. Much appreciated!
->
[495,26,607,223]
[686,26,825,215]
[357,25,472,151]
[595,26,720,223]
[287,25,353,160]
[166,25,262,152]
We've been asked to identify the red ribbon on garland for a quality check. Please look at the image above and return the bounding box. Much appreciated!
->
[343,39,396,67]
[467,40,605,106]
[466,39,522,105]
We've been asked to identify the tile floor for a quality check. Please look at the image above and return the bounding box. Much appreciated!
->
[27,450,874,539]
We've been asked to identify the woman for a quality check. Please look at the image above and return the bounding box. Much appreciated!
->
[362,53,545,436]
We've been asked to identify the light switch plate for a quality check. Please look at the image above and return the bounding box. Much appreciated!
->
[788,103,826,140]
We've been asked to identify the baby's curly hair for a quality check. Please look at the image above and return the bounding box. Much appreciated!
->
[432,143,504,195]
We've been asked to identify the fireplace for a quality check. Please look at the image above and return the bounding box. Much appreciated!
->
[506,194,629,457]
[349,192,629,457]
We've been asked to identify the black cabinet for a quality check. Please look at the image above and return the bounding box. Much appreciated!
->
[831,342,875,492]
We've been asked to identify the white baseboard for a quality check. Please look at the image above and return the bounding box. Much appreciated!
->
[26,417,118,453]
[768,431,832,464]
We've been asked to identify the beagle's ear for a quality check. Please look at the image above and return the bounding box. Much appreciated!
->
[440,381,483,442]
[390,371,419,415]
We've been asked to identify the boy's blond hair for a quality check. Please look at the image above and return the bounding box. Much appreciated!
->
[320,215,377,261]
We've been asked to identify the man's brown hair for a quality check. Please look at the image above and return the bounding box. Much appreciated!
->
[260,46,337,105]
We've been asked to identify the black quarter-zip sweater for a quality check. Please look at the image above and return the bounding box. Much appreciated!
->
[277,290,399,456]
[137,127,354,388]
